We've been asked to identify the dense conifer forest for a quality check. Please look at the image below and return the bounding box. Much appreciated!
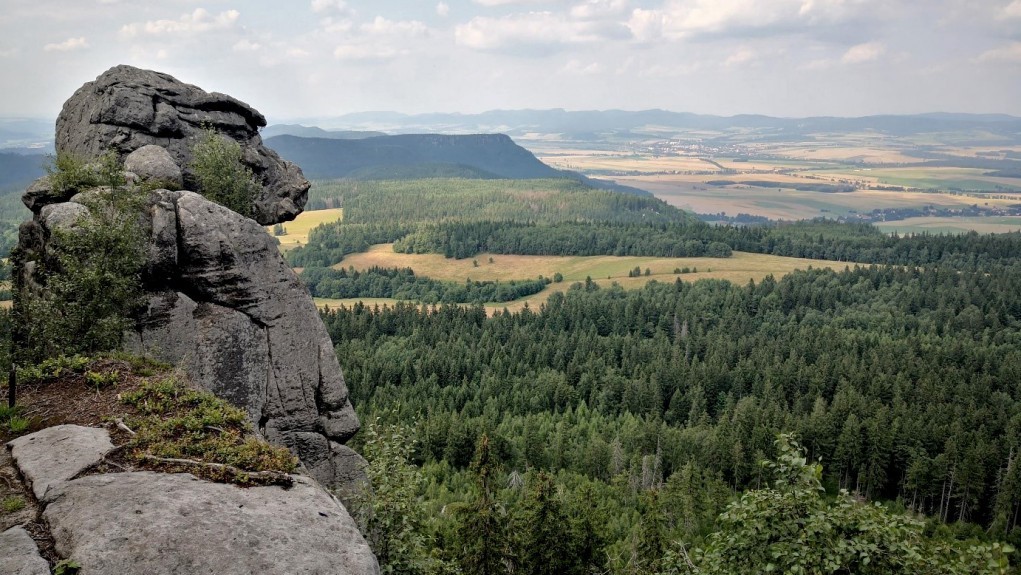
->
[291,178,1021,572]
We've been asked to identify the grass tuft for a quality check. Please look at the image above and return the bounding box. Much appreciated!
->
[120,378,297,486]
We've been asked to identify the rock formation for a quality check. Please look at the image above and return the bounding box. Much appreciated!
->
[15,66,364,496]
[7,425,378,575]
[54,65,308,225]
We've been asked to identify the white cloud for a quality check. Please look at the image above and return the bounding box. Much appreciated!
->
[841,41,884,64]
[456,11,617,52]
[120,9,240,38]
[627,0,872,42]
[1000,0,1021,19]
[233,39,261,52]
[437,2,450,17]
[327,16,428,63]
[724,47,756,67]
[801,58,833,70]
[43,37,89,52]
[473,0,557,5]
[311,0,351,15]
[361,16,428,37]
[978,41,1021,63]
[562,59,603,74]
[333,44,403,61]
[570,0,629,20]
[0,47,20,58]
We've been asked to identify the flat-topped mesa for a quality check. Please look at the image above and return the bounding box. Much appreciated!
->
[52,65,308,225]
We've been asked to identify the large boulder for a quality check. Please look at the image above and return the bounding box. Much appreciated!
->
[45,472,378,575]
[7,424,115,500]
[5,426,378,575]
[52,65,308,225]
[0,527,49,575]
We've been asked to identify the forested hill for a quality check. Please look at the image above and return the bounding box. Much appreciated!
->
[0,152,45,188]
[265,133,651,196]
[266,133,559,180]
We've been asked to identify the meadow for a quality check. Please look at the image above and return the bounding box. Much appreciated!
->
[268,207,343,250]
[318,243,852,313]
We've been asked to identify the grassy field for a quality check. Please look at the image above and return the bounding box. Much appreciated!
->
[320,244,854,314]
[267,208,343,251]
[875,216,1021,235]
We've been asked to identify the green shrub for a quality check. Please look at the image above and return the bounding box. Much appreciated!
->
[16,354,90,383]
[189,129,260,216]
[45,151,125,194]
[85,369,120,389]
[17,186,146,362]
[1,496,26,514]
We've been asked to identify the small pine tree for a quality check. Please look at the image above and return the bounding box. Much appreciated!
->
[189,129,260,216]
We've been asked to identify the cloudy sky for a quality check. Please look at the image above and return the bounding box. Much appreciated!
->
[1,0,1019,121]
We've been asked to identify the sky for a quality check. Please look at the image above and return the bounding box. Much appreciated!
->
[0,0,1020,121]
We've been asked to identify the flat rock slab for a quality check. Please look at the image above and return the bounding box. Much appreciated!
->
[7,424,114,501]
[44,471,378,575]
[0,526,49,575]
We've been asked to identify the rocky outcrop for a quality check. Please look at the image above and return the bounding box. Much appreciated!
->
[0,527,49,575]
[15,66,364,495]
[124,190,363,492]
[7,424,115,500]
[54,65,308,225]
[4,426,378,575]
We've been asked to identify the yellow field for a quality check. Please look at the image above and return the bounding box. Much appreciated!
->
[540,154,716,173]
[776,146,921,164]
[323,244,854,314]
[266,208,343,251]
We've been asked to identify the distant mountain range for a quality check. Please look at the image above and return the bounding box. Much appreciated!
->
[259,124,385,140]
[0,152,46,189]
[293,109,1021,143]
[265,133,652,196]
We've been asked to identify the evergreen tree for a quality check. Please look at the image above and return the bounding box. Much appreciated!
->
[454,435,509,575]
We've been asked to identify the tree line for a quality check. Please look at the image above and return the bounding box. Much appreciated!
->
[302,266,549,304]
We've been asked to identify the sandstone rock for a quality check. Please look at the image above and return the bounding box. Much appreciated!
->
[39,202,88,231]
[54,65,309,224]
[122,191,360,492]
[6,425,114,501]
[15,65,363,498]
[22,176,58,212]
[44,472,379,575]
[123,144,183,189]
[0,526,49,575]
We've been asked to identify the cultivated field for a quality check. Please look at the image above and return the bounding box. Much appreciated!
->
[875,216,1021,235]
[320,244,854,314]
[534,137,1021,223]
[267,208,343,250]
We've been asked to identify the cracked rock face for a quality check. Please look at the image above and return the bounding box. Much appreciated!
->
[54,65,309,225]
[15,68,365,496]
[119,190,363,494]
